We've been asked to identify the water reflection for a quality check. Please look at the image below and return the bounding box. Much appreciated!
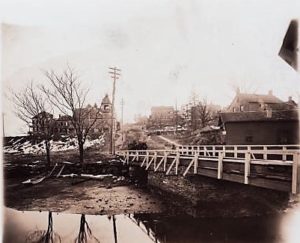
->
[25,212,61,243]
[75,214,100,243]
[4,204,300,243]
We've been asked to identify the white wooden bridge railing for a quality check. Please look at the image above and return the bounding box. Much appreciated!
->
[116,144,300,194]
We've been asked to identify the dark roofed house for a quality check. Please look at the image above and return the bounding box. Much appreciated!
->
[29,94,115,138]
[31,111,54,136]
[54,115,74,135]
[219,109,299,145]
[227,89,297,112]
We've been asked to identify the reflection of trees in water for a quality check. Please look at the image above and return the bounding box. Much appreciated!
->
[129,214,160,243]
[25,212,61,243]
[107,215,118,243]
[75,214,100,243]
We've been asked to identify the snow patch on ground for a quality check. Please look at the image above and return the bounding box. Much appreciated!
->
[4,135,105,154]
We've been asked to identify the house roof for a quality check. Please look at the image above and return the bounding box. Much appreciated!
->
[101,94,111,105]
[235,93,283,104]
[32,111,53,119]
[220,109,299,123]
[57,115,72,121]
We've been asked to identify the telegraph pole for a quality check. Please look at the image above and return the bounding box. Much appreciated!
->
[109,67,121,155]
[121,98,124,142]
[2,113,5,138]
[175,99,178,134]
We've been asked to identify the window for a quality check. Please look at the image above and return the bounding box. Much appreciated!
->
[240,105,244,112]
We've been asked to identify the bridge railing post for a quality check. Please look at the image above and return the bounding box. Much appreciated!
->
[163,151,167,171]
[153,151,157,169]
[145,151,149,167]
[175,151,180,175]
[292,152,300,194]
[233,146,237,158]
[194,152,199,174]
[126,151,129,164]
[244,152,251,184]
[282,146,287,161]
[217,152,224,179]
[263,146,267,160]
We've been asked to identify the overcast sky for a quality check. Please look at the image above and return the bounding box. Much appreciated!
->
[1,0,300,136]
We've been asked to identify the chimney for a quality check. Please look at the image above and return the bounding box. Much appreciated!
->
[288,96,292,102]
[266,107,272,118]
[236,87,240,95]
[268,90,273,96]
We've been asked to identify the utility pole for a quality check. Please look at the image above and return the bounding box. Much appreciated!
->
[175,99,178,134]
[2,113,5,138]
[109,66,121,155]
[121,98,124,142]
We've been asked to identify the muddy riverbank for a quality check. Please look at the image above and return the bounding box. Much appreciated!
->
[5,177,166,215]
[3,150,291,218]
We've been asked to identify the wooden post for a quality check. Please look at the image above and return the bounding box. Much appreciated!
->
[292,152,300,194]
[183,157,195,177]
[175,151,180,175]
[146,151,149,167]
[154,156,164,172]
[234,146,237,158]
[183,152,198,177]
[126,151,129,164]
[263,146,267,160]
[194,152,199,174]
[163,151,167,172]
[244,152,251,184]
[166,158,176,175]
[217,152,223,179]
[153,152,157,169]
[282,146,287,161]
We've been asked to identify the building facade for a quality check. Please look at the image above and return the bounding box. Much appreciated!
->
[219,110,299,145]
[30,94,114,138]
[147,106,176,129]
[30,111,54,136]
[227,89,297,112]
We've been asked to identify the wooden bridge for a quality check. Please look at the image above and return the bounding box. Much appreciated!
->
[116,144,300,194]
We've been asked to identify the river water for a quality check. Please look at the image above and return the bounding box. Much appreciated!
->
[4,199,300,243]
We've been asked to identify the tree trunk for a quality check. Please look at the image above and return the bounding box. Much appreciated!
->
[79,142,84,165]
[45,140,51,170]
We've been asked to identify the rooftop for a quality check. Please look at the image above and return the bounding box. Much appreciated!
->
[220,109,299,123]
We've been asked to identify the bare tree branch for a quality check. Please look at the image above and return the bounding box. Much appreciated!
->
[41,67,104,164]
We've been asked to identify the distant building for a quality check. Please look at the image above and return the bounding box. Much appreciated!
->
[53,115,73,135]
[30,111,54,136]
[227,89,297,112]
[147,106,176,129]
[219,109,299,145]
[30,94,115,138]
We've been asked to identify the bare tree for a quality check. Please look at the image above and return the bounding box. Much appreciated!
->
[191,99,218,131]
[41,67,102,165]
[11,82,53,168]
[197,99,217,128]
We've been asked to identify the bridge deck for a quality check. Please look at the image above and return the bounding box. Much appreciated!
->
[116,144,300,194]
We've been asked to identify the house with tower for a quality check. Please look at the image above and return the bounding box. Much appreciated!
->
[30,94,117,138]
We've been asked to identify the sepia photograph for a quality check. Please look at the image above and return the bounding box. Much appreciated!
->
[1,0,300,242]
